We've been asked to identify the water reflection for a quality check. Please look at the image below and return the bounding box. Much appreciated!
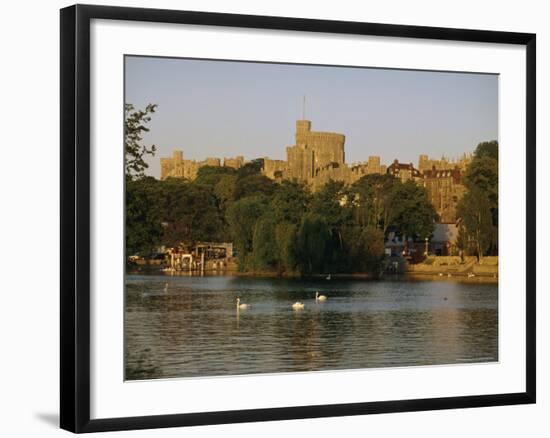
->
[125,275,498,380]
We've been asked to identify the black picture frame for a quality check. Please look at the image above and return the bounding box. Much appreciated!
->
[60,4,536,433]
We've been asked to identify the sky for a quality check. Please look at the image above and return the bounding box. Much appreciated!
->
[125,56,498,179]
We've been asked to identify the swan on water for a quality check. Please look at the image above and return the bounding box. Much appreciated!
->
[315,291,327,302]
[236,298,250,310]
[292,302,305,310]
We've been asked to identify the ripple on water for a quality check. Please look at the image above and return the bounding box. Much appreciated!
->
[125,275,498,379]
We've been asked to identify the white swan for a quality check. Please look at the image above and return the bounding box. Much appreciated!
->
[467,273,475,278]
[315,291,327,302]
[163,282,168,292]
[236,298,250,310]
[292,302,305,310]
[326,274,331,280]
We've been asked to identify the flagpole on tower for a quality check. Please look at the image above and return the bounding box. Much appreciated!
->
[302,95,306,120]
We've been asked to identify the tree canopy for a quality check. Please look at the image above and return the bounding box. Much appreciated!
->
[126,135,505,273]
[457,140,499,258]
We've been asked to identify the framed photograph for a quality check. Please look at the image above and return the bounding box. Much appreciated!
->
[60,4,536,433]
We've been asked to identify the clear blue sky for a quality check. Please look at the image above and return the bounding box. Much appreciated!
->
[125,56,498,178]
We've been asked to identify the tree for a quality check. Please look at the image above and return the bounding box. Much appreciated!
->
[389,181,437,241]
[251,215,279,270]
[295,213,331,275]
[353,226,386,276]
[195,165,236,187]
[462,140,498,254]
[269,180,310,224]
[233,174,276,200]
[125,103,157,179]
[226,195,269,269]
[275,222,298,273]
[237,158,264,178]
[351,174,398,234]
[126,177,163,255]
[474,140,498,161]
[456,187,494,259]
[158,179,225,246]
[463,155,498,207]
[310,180,351,228]
[214,174,238,211]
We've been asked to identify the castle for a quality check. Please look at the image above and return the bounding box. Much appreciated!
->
[159,120,471,223]
[160,151,245,180]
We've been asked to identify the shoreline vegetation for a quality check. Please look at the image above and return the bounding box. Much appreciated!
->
[125,104,499,280]
[127,254,498,283]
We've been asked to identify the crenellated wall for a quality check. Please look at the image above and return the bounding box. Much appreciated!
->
[160,150,241,180]
[158,119,468,224]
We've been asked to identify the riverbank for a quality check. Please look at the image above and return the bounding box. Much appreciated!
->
[405,256,498,283]
[232,270,376,280]
[127,255,498,283]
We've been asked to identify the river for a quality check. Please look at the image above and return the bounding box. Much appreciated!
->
[125,274,498,380]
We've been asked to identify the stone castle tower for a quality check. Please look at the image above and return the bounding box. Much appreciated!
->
[262,120,346,184]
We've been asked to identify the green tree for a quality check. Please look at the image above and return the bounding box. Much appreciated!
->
[251,215,279,270]
[159,179,225,246]
[351,174,398,233]
[275,222,298,273]
[309,180,355,271]
[456,187,494,259]
[474,140,498,161]
[461,140,498,253]
[233,174,276,200]
[195,165,236,187]
[126,177,163,255]
[389,180,437,241]
[295,213,331,275]
[310,180,352,228]
[125,103,157,179]
[355,226,386,275]
[226,195,269,269]
[463,155,498,207]
[237,159,264,178]
[269,180,310,224]
[214,174,238,211]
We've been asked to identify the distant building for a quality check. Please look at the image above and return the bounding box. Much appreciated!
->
[387,160,423,183]
[431,223,460,256]
[223,156,245,169]
[418,153,472,173]
[262,120,386,190]
[423,167,466,223]
[158,119,471,225]
[160,150,244,180]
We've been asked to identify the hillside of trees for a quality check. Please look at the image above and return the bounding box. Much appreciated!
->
[127,166,438,276]
[125,103,497,277]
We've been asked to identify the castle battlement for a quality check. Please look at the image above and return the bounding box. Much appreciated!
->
[158,119,469,223]
[160,151,244,180]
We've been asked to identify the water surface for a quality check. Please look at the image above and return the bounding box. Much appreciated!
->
[125,275,498,380]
